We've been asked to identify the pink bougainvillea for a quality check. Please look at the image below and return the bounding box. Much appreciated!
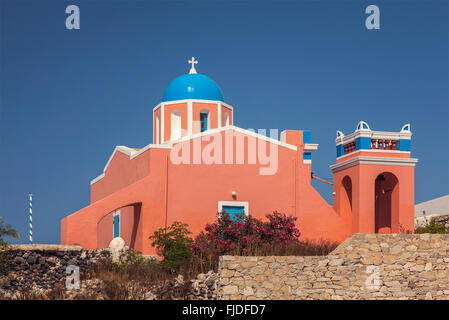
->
[191,211,301,267]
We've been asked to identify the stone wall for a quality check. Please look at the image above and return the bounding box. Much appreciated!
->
[218,233,449,300]
[0,244,218,300]
[415,213,449,229]
[0,244,110,298]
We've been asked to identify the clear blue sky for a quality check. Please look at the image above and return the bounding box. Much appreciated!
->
[1,0,448,244]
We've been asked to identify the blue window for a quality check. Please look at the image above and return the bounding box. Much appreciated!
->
[200,112,208,132]
[222,206,245,222]
[113,213,120,238]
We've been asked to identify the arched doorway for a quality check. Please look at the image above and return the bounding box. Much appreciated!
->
[97,203,142,249]
[375,172,399,233]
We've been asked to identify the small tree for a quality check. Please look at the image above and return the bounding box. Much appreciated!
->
[0,216,20,276]
[149,221,193,273]
[0,216,19,247]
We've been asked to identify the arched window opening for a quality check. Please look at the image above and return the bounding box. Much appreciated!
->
[200,109,210,132]
[224,113,230,126]
[170,110,182,140]
[156,115,160,144]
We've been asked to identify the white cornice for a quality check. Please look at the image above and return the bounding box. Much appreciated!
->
[304,143,319,153]
[330,156,419,173]
[153,103,161,112]
[153,99,233,110]
[90,144,172,185]
[90,173,105,185]
[336,130,412,146]
[166,125,297,151]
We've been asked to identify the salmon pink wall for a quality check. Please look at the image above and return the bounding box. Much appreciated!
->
[333,163,414,234]
[63,128,358,255]
[91,149,151,203]
[63,148,171,253]
[97,211,113,248]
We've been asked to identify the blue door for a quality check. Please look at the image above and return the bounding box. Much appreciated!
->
[222,206,245,221]
[113,213,120,238]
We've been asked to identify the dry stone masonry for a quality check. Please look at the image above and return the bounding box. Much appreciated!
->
[0,244,110,298]
[219,233,449,300]
[3,233,449,300]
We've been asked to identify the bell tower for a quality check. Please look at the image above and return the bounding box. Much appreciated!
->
[331,121,418,234]
[153,57,234,144]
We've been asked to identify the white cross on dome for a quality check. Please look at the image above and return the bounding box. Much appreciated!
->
[188,57,198,74]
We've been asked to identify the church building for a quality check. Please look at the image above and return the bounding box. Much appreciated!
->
[61,58,418,255]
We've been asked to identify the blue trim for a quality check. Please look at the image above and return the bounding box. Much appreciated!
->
[336,145,345,157]
[303,152,312,160]
[398,139,411,151]
[303,131,311,144]
[355,137,371,150]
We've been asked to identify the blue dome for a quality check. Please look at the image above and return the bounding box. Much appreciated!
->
[162,73,224,102]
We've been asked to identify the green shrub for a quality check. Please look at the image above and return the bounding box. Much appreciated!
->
[117,249,145,266]
[415,218,447,234]
[149,221,193,273]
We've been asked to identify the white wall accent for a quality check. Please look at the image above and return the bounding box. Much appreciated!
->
[415,195,449,218]
[161,104,165,144]
[218,102,222,128]
[415,195,449,227]
[303,143,319,152]
[188,101,193,137]
[156,115,160,144]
